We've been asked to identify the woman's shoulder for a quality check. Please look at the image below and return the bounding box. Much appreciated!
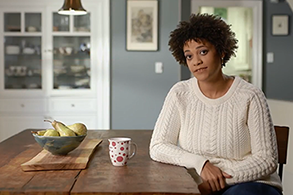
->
[163,78,195,101]
[169,78,194,94]
[236,76,266,98]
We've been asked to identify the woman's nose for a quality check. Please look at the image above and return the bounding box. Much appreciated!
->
[193,58,203,66]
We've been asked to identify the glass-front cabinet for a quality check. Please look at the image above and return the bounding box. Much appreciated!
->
[48,11,93,95]
[2,11,43,91]
[0,0,110,142]
[53,36,90,89]
[0,8,95,96]
[51,13,91,91]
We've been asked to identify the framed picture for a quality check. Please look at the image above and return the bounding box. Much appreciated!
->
[272,15,289,35]
[126,0,158,51]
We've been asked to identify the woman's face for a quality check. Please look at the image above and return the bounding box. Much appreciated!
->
[183,39,223,83]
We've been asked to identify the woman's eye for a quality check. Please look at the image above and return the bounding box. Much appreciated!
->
[185,55,192,60]
[200,50,208,55]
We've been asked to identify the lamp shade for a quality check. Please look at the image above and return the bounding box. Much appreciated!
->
[58,0,87,15]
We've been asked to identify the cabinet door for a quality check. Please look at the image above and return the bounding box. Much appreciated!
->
[0,116,47,142]
[47,10,93,96]
[0,9,45,97]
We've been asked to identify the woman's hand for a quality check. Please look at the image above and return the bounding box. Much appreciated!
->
[198,181,212,195]
[200,161,232,192]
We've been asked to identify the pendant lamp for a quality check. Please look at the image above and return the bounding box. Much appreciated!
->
[58,0,87,15]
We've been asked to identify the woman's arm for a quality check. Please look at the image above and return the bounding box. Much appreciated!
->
[224,89,278,183]
[149,87,207,177]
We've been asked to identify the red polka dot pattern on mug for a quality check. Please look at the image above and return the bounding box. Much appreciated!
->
[108,138,137,166]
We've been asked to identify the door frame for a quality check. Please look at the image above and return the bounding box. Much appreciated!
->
[191,0,263,89]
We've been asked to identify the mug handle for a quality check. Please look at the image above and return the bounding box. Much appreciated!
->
[128,142,137,159]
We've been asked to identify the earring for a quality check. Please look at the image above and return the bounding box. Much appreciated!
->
[221,58,225,67]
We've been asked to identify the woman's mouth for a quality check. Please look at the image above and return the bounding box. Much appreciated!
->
[195,67,207,72]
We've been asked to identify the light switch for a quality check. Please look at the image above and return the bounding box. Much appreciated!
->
[155,62,163,73]
[267,52,274,63]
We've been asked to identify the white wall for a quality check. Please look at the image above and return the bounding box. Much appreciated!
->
[267,99,293,195]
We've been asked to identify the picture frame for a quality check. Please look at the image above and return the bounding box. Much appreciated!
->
[126,0,158,51]
[272,15,289,35]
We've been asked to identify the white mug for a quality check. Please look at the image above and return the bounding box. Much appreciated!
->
[108,137,137,166]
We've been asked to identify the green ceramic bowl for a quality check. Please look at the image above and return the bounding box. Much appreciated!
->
[32,132,86,155]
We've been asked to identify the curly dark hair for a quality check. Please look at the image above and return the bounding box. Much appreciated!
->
[168,13,238,66]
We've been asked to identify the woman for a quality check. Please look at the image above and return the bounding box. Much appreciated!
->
[149,13,282,195]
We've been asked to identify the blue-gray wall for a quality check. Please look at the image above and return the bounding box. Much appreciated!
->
[264,0,293,101]
[110,0,293,129]
[111,0,180,129]
[180,0,192,80]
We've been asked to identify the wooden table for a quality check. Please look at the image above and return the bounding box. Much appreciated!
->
[0,129,200,195]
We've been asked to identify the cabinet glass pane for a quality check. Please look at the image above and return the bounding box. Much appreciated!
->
[53,36,90,89]
[53,13,69,32]
[74,13,90,32]
[4,36,42,89]
[25,13,41,32]
[4,13,21,32]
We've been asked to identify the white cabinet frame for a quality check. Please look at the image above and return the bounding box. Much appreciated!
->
[0,0,110,131]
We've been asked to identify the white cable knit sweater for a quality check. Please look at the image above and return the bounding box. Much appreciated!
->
[149,76,282,190]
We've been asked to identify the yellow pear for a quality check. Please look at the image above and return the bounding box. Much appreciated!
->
[67,123,87,136]
[31,130,46,136]
[44,129,60,136]
[44,120,76,136]
[36,130,47,136]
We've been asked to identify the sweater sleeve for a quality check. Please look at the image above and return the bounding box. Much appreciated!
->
[149,87,207,181]
[224,89,278,183]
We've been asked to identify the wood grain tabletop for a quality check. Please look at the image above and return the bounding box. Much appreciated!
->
[0,129,200,195]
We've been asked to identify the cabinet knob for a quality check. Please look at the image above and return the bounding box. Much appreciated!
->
[71,104,75,107]
[21,104,25,108]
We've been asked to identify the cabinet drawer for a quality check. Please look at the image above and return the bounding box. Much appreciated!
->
[0,99,46,113]
[49,99,96,113]
[0,116,47,142]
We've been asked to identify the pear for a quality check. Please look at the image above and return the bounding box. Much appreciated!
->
[44,129,60,136]
[44,120,76,136]
[31,130,47,136]
[67,123,87,136]
[37,130,47,136]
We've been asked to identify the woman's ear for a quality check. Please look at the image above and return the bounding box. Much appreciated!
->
[221,53,225,59]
